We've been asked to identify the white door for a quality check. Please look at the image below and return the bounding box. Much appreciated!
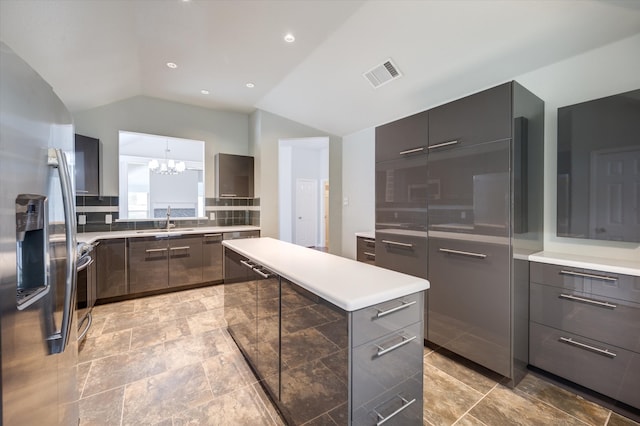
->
[590,147,640,240]
[295,179,318,247]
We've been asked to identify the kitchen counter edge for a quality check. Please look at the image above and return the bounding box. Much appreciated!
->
[77,225,261,244]
[529,251,640,277]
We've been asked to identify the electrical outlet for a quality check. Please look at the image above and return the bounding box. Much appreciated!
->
[78,214,86,225]
[105,214,112,224]
[209,212,216,220]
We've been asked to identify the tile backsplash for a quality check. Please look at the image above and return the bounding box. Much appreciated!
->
[76,196,260,233]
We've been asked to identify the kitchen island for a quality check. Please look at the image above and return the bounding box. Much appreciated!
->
[222,237,429,426]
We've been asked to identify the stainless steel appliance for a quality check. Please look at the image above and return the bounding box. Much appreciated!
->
[1,42,79,424]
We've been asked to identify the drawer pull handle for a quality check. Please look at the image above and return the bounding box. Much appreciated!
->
[428,140,459,150]
[204,233,222,238]
[559,270,618,282]
[220,193,238,197]
[382,239,413,249]
[559,293,617,309]
[374,395,416,425]
[399,147,425,155]
[252,268,271,279]
[363,239,376,244]
[376,334,417,357]
[240,260,255,269]
[559,337,617,358]
[439,248,487,259]
[145,248,168,254]
[376,300,416,318]
[170,246,190,251]
[363,252,376,257]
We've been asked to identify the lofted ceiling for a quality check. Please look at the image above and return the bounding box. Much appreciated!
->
[1,0,639,136]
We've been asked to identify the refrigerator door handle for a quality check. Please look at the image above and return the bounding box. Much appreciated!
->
[48,148,77,353]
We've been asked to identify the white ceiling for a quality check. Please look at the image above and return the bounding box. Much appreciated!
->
[1,0,639,136]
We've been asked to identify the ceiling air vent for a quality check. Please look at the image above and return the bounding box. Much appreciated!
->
[363,58,402,89]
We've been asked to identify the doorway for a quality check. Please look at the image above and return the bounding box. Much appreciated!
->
[278,137,330,249]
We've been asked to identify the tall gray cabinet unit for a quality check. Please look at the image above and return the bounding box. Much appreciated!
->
[426,82,544,384]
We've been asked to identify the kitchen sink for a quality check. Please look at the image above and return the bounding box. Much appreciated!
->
[135,228,194,234]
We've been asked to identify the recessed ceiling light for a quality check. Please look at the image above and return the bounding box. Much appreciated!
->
[284,33,295,43]
[201,90,209,95]
[166,62,178,69]
[246,83,255,88]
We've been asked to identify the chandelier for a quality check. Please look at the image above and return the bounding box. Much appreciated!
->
[148,140,186,175]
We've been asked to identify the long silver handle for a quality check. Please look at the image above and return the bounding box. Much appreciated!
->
[363,239,375,244]
[399,147,425,155]
[439,247,487,259]
[375,396,416,426]
[170,246,190,251]
[376,300,416,318]
[382,239,413,248]
[77,312,92,342]
[559,337,617,358]
[221,193,237,197]
[145,248,168,254]
[428,140,459,150]
[559,270,618,282]
[363,252,376,257]
[204,233,222,238]
[253,268,270,279]
[559,293,617,309]
[240,260,255,269]
[376,335,417,357]
[49,149,77,353]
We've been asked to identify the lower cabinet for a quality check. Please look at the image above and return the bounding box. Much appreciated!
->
[202,233,223,282]
[529,261,640,409]
[223,246,424,425]
[168,235,202,287]
[95,238,127,299]
[356,236,376,265]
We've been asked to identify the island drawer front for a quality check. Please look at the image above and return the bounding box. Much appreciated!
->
[530,282,640,353]
[529,322,640,409]
[352,372,423,426]
[530,262,640,304]
[352,321,423,409]
[352,292,423,347]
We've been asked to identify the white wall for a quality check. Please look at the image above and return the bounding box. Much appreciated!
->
[341,34,640,262]
[73,95,249,197]
[250,110,342,254]
[341,127,375,259]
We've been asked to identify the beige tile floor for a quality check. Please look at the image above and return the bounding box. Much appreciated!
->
[78,285,639,426]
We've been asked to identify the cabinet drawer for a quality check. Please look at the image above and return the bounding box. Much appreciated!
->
[530,262,640,304]
[531,282,640,353]
[374,232,427,279]
[356,236,376,265]
[352,322,423,410]
[352,372,423,426]
[352,292,423,347]
[375,110,428,163]
[530,322,640,409]
[428,82,511,150]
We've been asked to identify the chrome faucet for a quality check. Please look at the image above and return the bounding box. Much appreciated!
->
[165,205,174,230]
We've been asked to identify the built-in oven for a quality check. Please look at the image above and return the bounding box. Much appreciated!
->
[76,242,96,342]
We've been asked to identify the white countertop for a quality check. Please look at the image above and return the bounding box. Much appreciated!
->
[77,225,260,244]
[355,231,375,239]
[529,251,640,277]
[223,237,429,312]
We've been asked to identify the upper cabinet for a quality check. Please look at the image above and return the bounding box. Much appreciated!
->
[215,153,254,198]
[375,110,428,162]
[75,134,100,196]
[428,83,512,150]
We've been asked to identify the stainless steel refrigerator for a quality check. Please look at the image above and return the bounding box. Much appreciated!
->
[0,42,79,425]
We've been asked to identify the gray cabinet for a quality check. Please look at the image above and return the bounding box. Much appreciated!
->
[215,153,254,198]
[223,245,424,425]
[95,238,127,299]
[202,233,223,282]
[128,237,169,293]
[375,231,428,279]
[129,235,203,294]
[375,110,428,162]
[426,81,544,385]
[355,236,375,265]
[529,262,640,409]
[74,134,100,196]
